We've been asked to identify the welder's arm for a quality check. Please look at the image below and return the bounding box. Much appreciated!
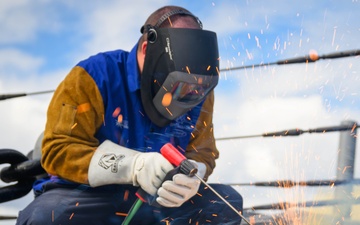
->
[185,91,219,180]
[41,66,106,184]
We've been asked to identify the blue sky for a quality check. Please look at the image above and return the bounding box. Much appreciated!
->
[1,0,360,222]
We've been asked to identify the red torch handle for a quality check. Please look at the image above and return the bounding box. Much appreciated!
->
[160,143,186,166]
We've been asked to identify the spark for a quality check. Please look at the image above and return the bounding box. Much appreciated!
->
[165,108,173,116]
[176,145,186,154]
[117,114,123,123]
[167,17,173,27]
[245,49,253,60]
[309,49,319,61]
[190,144,198,152]
[162,93,172,107]
[115,212,128,217]
[124,189,129,201]
[69,213,74,220]
[342,166,351,174]
[332,27,337,46]
[71,123,77,130]
[255,36,261,48]
[77,102,90,113]
[112,107,121,118]
[186,66,191,74]
[75,202,79,206]
[162,85,168,92]
[250,216,256,224]
[351,123,357,133]
[206,65,211,71]
[160,217,172,224]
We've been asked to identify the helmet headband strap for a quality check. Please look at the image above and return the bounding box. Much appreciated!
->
[141,9,203,34]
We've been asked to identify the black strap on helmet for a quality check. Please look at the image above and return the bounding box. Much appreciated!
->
[154,9,202,29]
[140,9,203,34]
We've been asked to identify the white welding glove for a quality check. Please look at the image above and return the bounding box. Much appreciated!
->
[156,160,206,207]
[88,140,174,195]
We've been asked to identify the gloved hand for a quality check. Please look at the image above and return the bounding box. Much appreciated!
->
[156,160,206,207]
[88,140,174,195]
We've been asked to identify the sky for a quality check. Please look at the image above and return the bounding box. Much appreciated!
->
[0,0,360,223]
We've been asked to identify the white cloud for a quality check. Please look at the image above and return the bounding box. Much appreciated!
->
[0,0,63,44]
[74,0,170,59]
[0,0,36,43]
[0,48,44,75]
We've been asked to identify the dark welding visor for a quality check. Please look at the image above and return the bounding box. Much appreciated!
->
[141,27,219,127]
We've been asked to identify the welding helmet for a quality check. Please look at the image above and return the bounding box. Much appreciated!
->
[140,26,219,127]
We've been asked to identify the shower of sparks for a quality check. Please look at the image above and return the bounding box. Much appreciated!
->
[247,142,356,225]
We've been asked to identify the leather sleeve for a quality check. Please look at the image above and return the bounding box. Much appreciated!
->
[185,90,219,180]
[41,66,104,184]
